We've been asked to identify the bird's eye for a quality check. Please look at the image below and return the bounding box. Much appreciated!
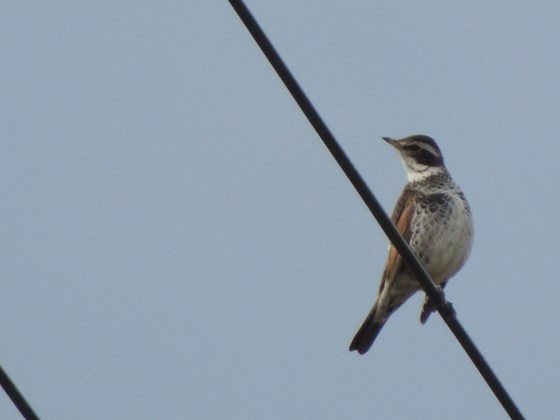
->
[405,144,420,152]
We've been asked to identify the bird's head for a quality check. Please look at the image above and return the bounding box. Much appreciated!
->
[383,135,446,181]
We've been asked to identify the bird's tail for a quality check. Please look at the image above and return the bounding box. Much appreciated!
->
[349,303,386,355]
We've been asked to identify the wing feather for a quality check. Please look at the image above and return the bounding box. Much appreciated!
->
[378,188,416,295]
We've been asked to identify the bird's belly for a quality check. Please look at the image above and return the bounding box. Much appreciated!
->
[411,200,473,284]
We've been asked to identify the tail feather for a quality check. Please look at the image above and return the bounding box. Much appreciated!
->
[349,304,386,354]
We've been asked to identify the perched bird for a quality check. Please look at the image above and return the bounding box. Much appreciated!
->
[349,135,473,355]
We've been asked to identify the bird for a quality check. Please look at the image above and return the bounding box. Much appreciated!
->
[349,135,473,355]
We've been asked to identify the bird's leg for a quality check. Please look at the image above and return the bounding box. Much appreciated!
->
[419,283,452,324]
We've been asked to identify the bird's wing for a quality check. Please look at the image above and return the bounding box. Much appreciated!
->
[378,187,416,295]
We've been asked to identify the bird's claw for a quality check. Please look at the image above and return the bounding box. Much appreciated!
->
[420,286,454,324]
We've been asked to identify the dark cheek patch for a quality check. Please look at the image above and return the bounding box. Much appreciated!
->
[416,150,440,166]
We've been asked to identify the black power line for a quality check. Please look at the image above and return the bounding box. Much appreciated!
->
[0,364,39,419]
[227,1,524,419]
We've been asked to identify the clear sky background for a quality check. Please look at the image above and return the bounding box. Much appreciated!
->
[1,1,559,419]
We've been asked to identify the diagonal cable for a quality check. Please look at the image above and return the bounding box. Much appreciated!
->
[0,364,39,419]
[227,1,524,419]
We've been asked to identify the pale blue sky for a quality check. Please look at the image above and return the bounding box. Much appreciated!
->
[1,1,559,419]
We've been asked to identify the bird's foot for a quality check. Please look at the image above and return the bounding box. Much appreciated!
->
[420,286,454,324]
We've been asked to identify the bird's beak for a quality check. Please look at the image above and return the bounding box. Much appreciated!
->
[382,137,399,148]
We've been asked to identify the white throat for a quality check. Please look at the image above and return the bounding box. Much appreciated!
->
[406,165,444,183]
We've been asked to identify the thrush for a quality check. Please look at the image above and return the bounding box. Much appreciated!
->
[349,135,473,355]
